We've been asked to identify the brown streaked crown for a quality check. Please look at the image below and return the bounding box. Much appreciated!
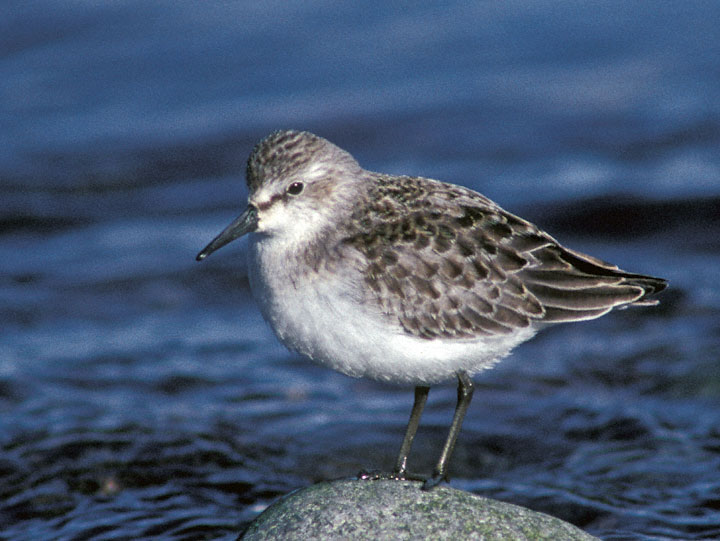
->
[246,130,360,192]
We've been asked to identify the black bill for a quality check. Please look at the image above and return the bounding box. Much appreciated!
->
[196,205,258,261]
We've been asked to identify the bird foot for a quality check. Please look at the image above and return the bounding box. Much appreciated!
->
[356,469,426,483]
[421,471,448,491]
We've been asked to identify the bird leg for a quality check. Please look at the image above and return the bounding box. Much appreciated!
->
[422,371,474,490]
[392,385,430,479]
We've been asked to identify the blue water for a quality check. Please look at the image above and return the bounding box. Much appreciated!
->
[2,1,719,539]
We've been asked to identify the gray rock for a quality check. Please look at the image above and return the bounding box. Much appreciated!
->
[241,478,598,540]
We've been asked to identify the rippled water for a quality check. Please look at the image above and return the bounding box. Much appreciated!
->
[2,1,720,539]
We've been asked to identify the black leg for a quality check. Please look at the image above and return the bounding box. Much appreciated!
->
[422,371,474,490]
[392,385,430,478]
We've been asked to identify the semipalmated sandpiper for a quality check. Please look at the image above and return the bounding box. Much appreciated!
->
[197,130,666,489]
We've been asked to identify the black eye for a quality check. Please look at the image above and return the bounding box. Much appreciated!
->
[287,182,304,196]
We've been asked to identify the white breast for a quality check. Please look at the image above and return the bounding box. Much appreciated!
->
[247,235,536,385]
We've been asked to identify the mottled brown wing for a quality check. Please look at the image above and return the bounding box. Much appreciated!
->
[343,175,666,340]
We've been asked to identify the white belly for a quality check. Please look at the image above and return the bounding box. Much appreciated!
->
[247,236,536,385]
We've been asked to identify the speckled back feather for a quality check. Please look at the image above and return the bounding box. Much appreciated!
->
[341,174,666,340]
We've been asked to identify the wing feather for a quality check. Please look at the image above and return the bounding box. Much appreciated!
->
[340,175,666,340]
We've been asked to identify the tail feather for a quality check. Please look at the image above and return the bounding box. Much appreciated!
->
[521,244,667,324]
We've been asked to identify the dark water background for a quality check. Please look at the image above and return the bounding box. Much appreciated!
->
[2,1,720,539]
